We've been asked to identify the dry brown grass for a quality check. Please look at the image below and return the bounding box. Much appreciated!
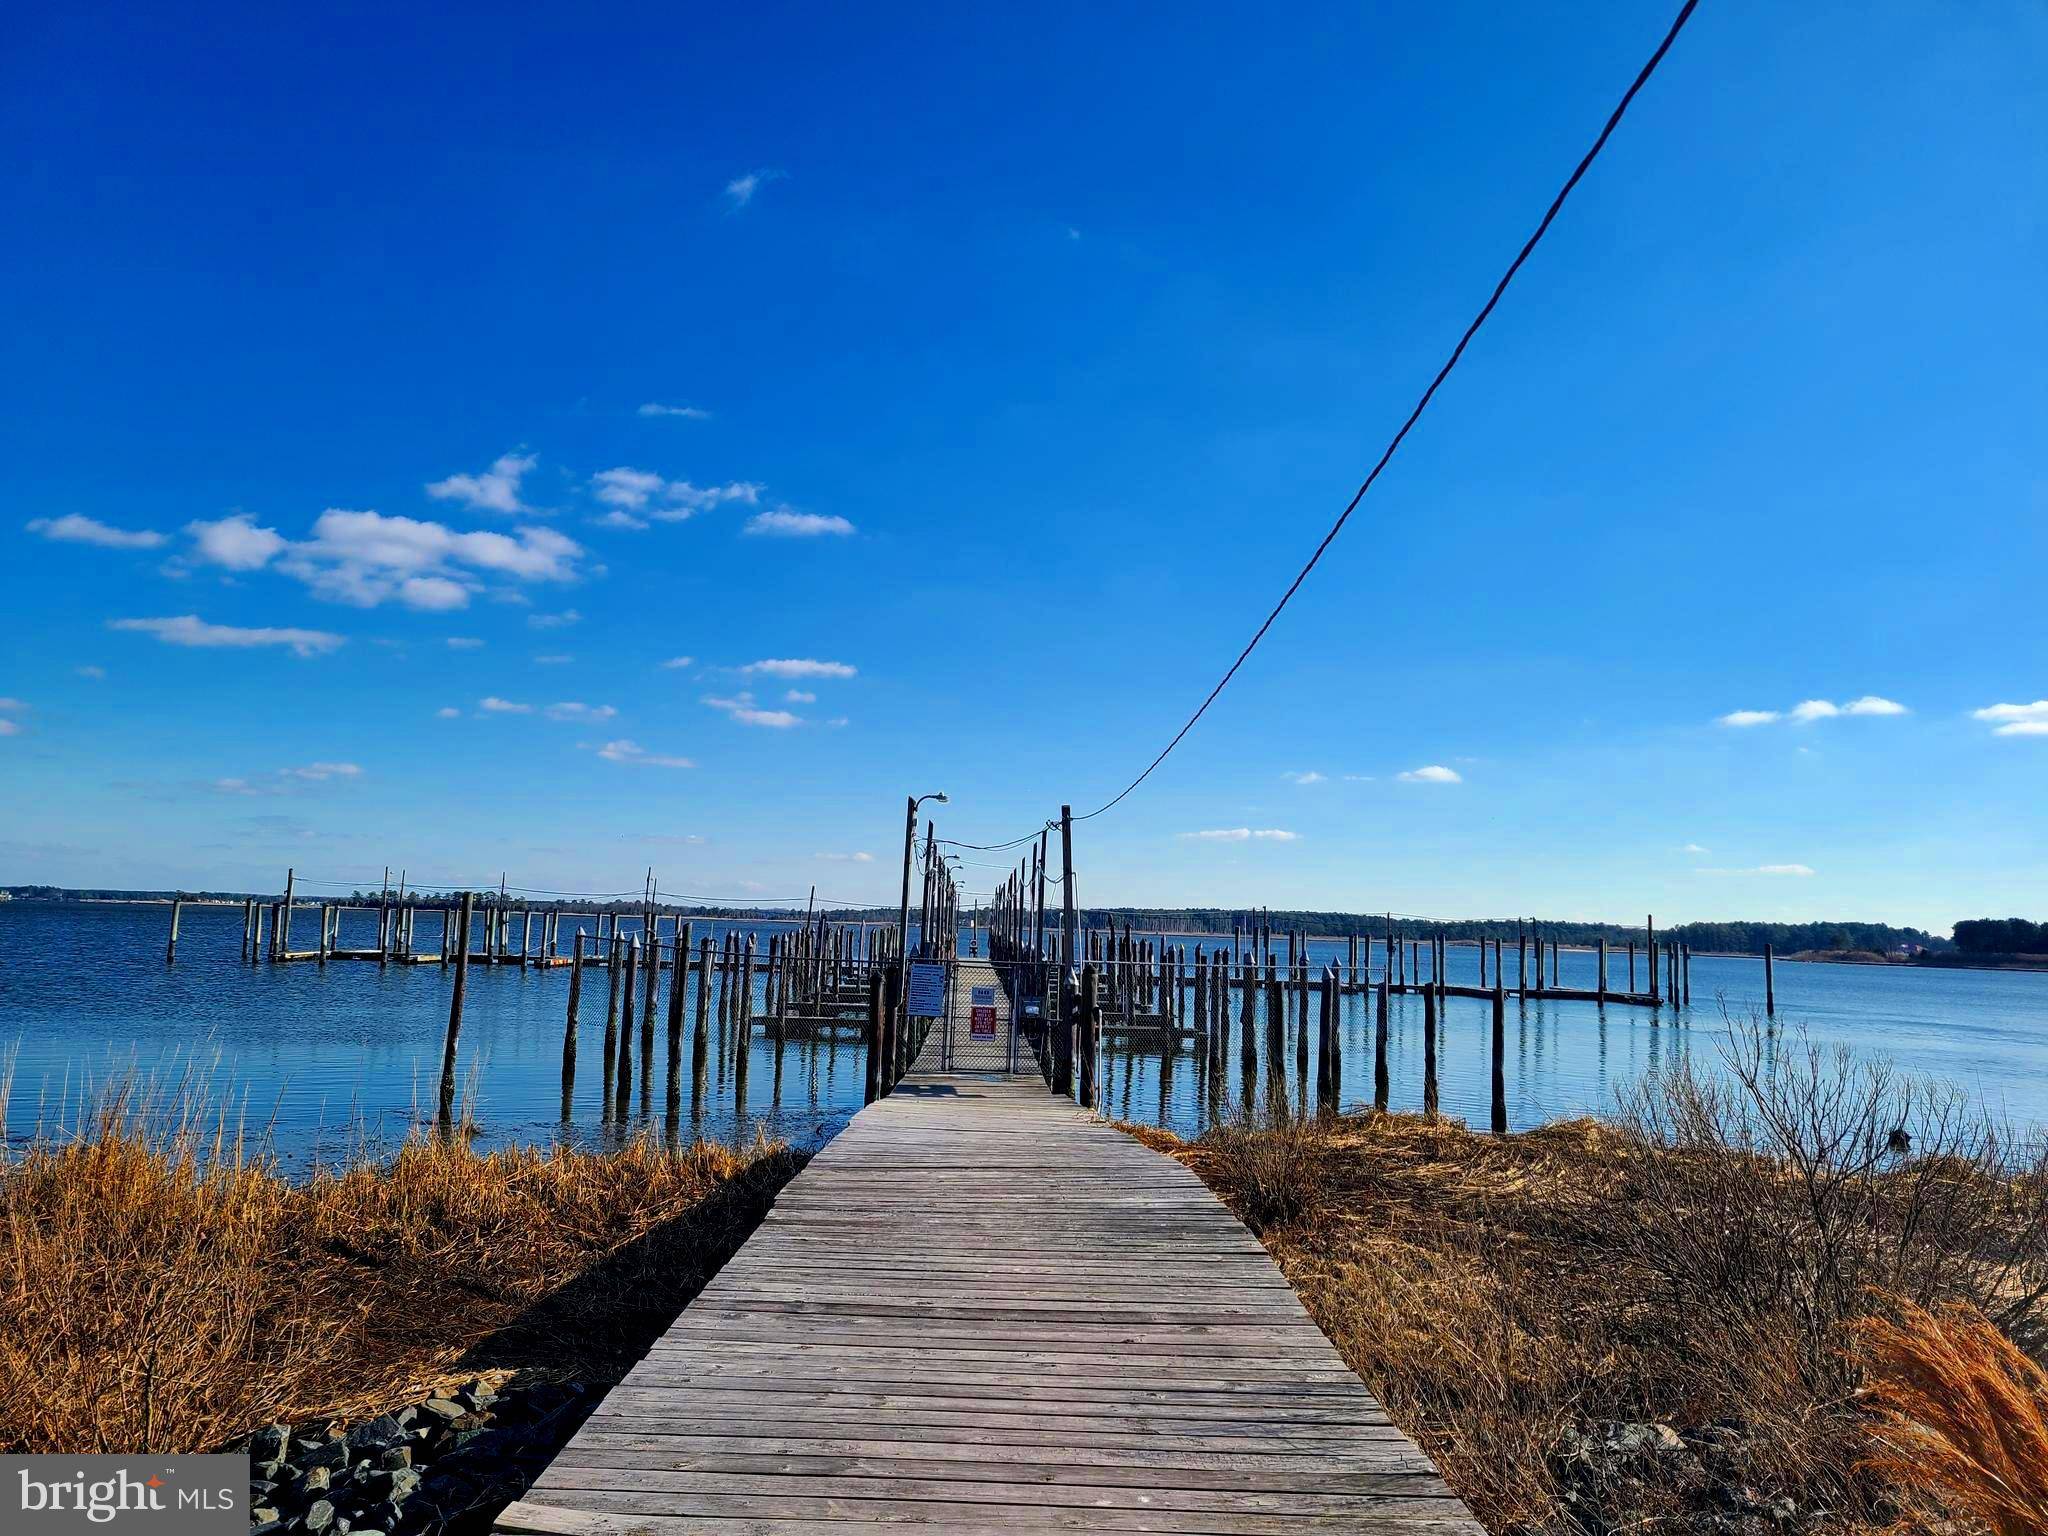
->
[0,1086,803,1454]
[1853,1299,2048,1536]
[1151,1021,2048,1535]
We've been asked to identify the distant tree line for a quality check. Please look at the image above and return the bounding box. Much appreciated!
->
[1950,918,2048,955]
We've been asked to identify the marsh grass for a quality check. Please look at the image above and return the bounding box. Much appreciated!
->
[0,1073,803,1454]
[1155,1017,2048,1534]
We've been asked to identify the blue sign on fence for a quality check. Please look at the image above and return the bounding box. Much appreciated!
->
[907,961,947,1017]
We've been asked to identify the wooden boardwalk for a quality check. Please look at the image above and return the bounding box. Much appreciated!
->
[497,1069,1482,1535]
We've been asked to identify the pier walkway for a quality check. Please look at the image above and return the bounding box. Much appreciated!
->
[496,1063,1482,1534]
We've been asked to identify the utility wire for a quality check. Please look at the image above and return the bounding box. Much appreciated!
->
[946,0,1698,850]
[1072,0,1698,822]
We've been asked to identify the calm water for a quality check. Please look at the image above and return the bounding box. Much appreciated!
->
[4,903,2047,1166]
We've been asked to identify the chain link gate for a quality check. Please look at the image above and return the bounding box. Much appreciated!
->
[938,956,1026,1073]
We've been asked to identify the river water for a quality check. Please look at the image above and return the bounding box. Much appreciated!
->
[3,902,2044,1166]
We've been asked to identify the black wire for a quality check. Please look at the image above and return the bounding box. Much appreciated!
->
[936,824,1054,853]
[1072,0,1697,822]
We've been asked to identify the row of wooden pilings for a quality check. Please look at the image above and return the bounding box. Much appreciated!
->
[429,889,904,1132]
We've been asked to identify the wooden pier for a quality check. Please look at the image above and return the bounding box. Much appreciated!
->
[496,1059,1481,1535]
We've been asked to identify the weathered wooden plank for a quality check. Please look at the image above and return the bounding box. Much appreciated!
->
[495,1066,1477,1534]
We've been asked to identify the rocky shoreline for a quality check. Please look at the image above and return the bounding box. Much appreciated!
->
[238,1374,587,1536]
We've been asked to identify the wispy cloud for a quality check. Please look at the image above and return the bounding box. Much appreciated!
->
[1681,843,1710,854]
[785,689,816,703]
[213,761,362,796]
[1698,862,1816,877]
[660,656,694,670]
[724,169,783,209]
[1180,828,1300,843]
[28,514,167,549]
[1972,700,2048,738]
[435,706,461,719]
[544,701,617,723]
[744,508,853,538]
[637,403,710,420]
[534,653,572,665]
[594,739,694,768]
[446,636,484,650]
[479,696,532,714]
[1397,765,1461,784]
[816,851,875,863]
[704,691,801,728]
[0,698,24,738]
[1722,696,1908,728]
[425,452,536,515]
[528,608,581,630]
[75,665,106,680]
[1282,770,1326,785]
[741,658,855,679]
[110,615,344,658]
[590,469,762,524]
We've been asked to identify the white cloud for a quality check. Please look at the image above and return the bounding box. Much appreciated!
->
[0,698,26,711]
[185,513,287,570]
[1973,700,2048,738]
[638,403,710,420]
[109,615,344,658]
[704,691,801,728]
[1180,828,1300,843]
[1282,770,1325,785]
[214,761,361,795]
[595,739,694,768]
[816,851,875,863]
[1698,863,1817,877]
[744,508,854,538]
[435,706,461,719]
[75,666,106,680]
[741,658,855,679]
[544,701,617,723]
[1342,773,1375,782]
[785,689,816,703]
[668,481,761,516]
[534,653,572,665]
[0,699,24,736]
[724,169,782,208]
[479,696,532,714]
[0,720,18,737]
[1724,697,1909,728]
[284,761,360,781]
[661,656,694,670]
[1681,843,1710,854]
[1397,765,1462,784]
[264,509,583,610]
[446,636,484,650]
[591,467,666,511]
[28,514,167,549]
[425,452,536,515]
[595,510,648,530]
[528,608,581,629]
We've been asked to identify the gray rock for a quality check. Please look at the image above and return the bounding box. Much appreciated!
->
[292,1467,331,1501]
[250,1425,291,1463]
[302,1499,336,1534]
[345,1416,407,1455]
[375,1447,411,1472]
[417,1398,465,1424]
[298,1439,349,1473]
[250,1507,282,1527]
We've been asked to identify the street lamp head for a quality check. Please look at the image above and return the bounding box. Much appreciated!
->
[933,792,949,804]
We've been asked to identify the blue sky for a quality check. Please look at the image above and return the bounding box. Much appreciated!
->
[1,2,2042,932]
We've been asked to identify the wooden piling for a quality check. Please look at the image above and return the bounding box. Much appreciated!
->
[1421,984,1439,1118]
[615,938,637,1119]
[164,894,183,963]
[1597,935,1608,1003]
[693,935,713,1104]
[1373,978,1390,1113]
[560,933,587,1121]
[667,922,691,1096]
[601,935,623,1116]
[1316,966,1337,1120]
[864,972,885,1104]
[1765,942,1776,1018]
[437,891,472,1131]
[733,933,754,1112]
[1647,915,1658,1002]
[1490,983,1507,1135]
[1078,963,1099,1110]
[279,867,295,958]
